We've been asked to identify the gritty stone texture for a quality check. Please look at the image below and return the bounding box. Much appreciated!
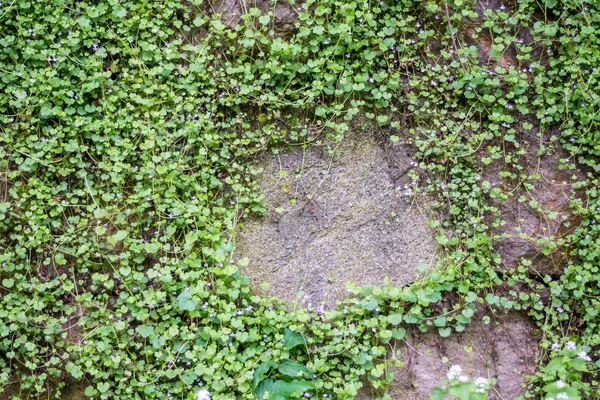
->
[359,310,539,400]
[212,0,301,37]
[487,129,584,276]
[233,129,435,309]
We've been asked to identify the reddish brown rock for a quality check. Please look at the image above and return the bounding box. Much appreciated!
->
[488,130,583,276]
[360,311,539,399]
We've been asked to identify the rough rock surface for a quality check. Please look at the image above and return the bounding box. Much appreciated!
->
[487,129,584,276]
[360,310,539,399]
[212,0,300,37]
[233,129,436,309]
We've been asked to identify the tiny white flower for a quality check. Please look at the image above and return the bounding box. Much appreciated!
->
[458,375,469,383]
[474,377,488,387]
[556,380,565,388]
[195,390,211,400]
[577,351,591,362]
[447,365,462,380]
[556,393,569,400]
[566,341,576,350]
[551,342,560,351]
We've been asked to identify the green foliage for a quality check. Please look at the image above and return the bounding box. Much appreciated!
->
[0,0,599,399]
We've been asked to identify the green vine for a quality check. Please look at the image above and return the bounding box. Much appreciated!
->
[0,0,598,399]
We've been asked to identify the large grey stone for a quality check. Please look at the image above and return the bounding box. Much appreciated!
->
[233,128,436,309]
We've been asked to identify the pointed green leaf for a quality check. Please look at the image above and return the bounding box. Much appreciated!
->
[277,359,307,377]
[284,328,305,350]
